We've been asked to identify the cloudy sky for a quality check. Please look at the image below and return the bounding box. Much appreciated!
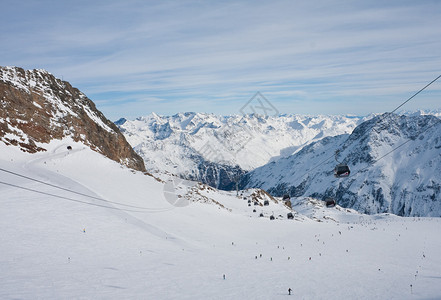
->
[1,0,440,120]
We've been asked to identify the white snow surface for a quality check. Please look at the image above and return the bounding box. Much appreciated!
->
[1,140,441,299]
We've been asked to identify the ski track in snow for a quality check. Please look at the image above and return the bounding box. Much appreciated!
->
[21,142,191,248]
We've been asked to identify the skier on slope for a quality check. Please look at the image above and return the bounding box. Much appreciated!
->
[288,288,292,295]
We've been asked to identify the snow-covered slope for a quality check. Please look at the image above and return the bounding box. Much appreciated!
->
[242,113,441,217]
[118,113,364,188]
[1,139,441,299]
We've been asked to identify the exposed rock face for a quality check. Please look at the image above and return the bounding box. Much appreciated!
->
[0,66,145,172]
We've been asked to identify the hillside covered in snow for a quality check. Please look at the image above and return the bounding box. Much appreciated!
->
[242,113,441,217]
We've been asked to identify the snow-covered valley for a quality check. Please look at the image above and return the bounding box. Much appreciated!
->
[1,140,441,299]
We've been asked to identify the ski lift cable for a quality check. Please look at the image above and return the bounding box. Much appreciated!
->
[0,167,169,211]
[390,74,441,115]
[285,152,336,191]
[0,167,147,209]
[340,74,441,154]
[0,180,144,212]
[0,179,175,213]
[354,116,441,175]
[289,74,441,188]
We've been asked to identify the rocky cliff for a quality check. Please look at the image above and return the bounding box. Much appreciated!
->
[0,66,145,172]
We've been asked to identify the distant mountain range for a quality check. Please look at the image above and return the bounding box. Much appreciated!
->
[118,111,441,216]
[116,112,366,189]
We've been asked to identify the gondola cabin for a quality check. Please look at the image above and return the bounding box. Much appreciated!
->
[325,199,336,208]
[334,164,350,178]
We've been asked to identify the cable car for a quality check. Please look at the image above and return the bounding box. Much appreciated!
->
[334,164,350,178]
[334,150,350,178]
[325,198,336,207]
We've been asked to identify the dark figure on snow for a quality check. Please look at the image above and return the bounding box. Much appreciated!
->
[288,288,292,295]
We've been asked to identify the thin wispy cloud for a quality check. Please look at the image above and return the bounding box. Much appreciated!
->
[1,0,440,119]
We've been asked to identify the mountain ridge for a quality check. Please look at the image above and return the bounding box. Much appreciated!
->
[241,113,441,216]
[0,66,146,172]
[117,112,365,189]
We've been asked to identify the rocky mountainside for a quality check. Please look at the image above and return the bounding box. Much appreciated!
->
[0,66,145,172]
[117,112,365,189]
[241,113,441,217]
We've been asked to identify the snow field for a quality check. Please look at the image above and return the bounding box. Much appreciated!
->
[1,141,440,299]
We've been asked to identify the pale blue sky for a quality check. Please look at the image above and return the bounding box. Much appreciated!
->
[1,0,440,120]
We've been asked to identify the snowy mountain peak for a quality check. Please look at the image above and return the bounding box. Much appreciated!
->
[114,118,127,126]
